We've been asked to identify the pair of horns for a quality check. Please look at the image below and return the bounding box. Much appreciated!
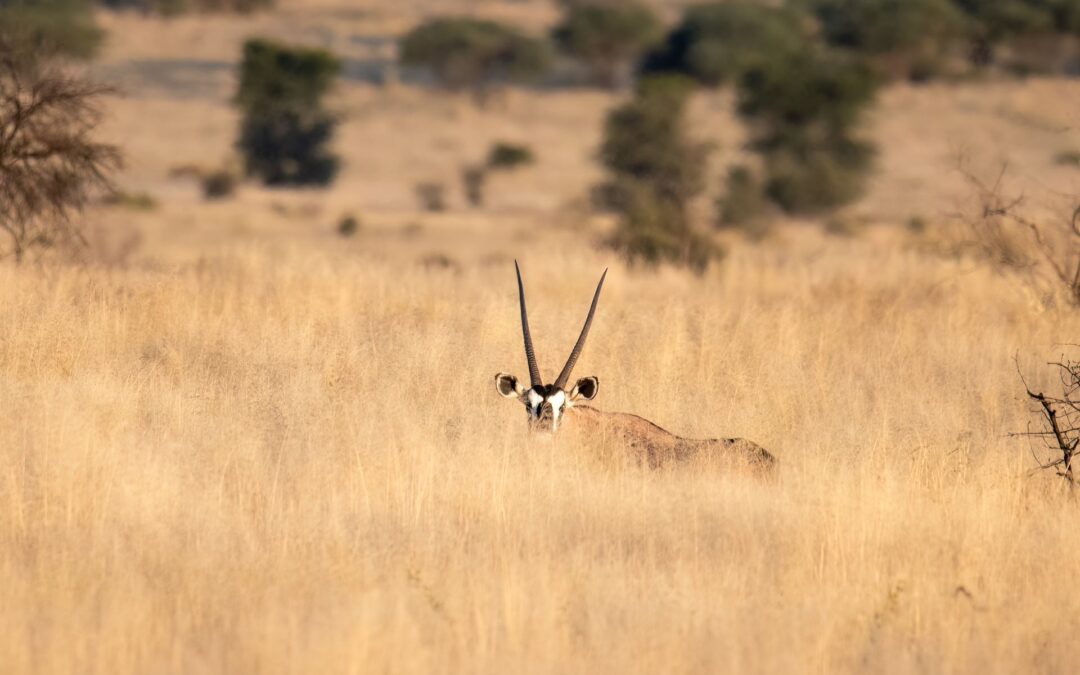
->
[515,260,607,391]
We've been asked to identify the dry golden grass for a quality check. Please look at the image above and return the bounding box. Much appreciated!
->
[3,226,1080,674]
[5,4,1080,673]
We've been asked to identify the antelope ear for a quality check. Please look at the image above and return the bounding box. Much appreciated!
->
[570,376,598,401]
[495,373,524,399]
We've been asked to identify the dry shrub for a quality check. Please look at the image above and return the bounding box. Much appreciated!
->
[399,18,552,104]
[716,164,770,238]
[960,163,1080,306]
[415,182,447,212]
[1016,357,1080,487]
[202,168,238,200]
[337,213,359,237]
[0,54,119,262]
[461,165,486,208]
[486,141,534,170]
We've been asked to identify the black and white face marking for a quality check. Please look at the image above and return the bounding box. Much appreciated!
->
[524,385,568,432]
[495,373,599,434]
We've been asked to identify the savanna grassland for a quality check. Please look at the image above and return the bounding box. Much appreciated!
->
[4,1,1080,674]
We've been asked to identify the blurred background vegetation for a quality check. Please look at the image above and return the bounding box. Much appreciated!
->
[2,0,1080,272]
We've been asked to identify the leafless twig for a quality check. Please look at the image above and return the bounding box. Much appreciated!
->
[1014,355,1080,486]
[0,44,119,262]
[959,162,1080,305]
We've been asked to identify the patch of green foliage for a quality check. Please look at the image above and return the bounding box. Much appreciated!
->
[552,2,662,87]
[415,182,447,212]
[235,39,341,187]
[804,0,967,80]
[202,169,238,199]
[717,165,770,237]
[400,18,552,101]
[1056,149,1080,166]
[487,142,535,170]
[641,3,811,86]
[737,49,880,214]
[337,213,360,237]
[599,76,720,272]
[98,0,274,14]
[952,0,1080,68]
[0,0,102,63]
[104,190,158,211]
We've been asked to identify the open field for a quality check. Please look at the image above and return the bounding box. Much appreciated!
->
[4,1,1080,673]
[4,229,1080,674]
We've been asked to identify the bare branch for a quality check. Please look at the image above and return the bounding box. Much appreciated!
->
[961,164,1080,305]
[1016,356,1080,486]
[0,47,119,262]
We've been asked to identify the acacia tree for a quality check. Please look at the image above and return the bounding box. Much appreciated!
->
[0,55,119,262]
[552,1,662,88]
[399,18,552,104]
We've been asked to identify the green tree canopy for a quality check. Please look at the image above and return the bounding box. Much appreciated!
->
[807,0,967,53]
[599,76,718,271]
[235,39,342,186]
[641,3,811,86]
[737,50,880,214]
[400,18,552,100]
[552,2,662,87]
[737,50,879,138]
[953,0,1056,40]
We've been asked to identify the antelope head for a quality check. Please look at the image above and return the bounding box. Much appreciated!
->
[495,261,606,433]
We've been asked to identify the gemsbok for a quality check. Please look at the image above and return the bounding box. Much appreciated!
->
[496,262,776,472]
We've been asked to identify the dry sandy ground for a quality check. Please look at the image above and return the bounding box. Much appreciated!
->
[3,2,1080,674]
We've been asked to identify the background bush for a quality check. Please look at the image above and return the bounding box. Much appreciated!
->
[399,18,552,102]
[461,166,486,208]
[415,182,447,212]
[599,76,719,271]
[235,39,341,187]
[717,165,770,237]
[805,0,968,81]
[0,0,102,64]
[486,142,535,170]
[952,0,1080,70]
[641,3,811,86]
[759,140,875,214]
[552,1,662,88]
[458,142,537,209]
[737,49,879,214]
[202,169,238,200]
[337,213,359,237]
[98,0,274,14]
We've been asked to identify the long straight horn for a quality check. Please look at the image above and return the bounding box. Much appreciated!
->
[515,260,543,387]
[553,269,607,391]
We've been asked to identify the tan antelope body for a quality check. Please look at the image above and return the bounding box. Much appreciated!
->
[496,262,776,473]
